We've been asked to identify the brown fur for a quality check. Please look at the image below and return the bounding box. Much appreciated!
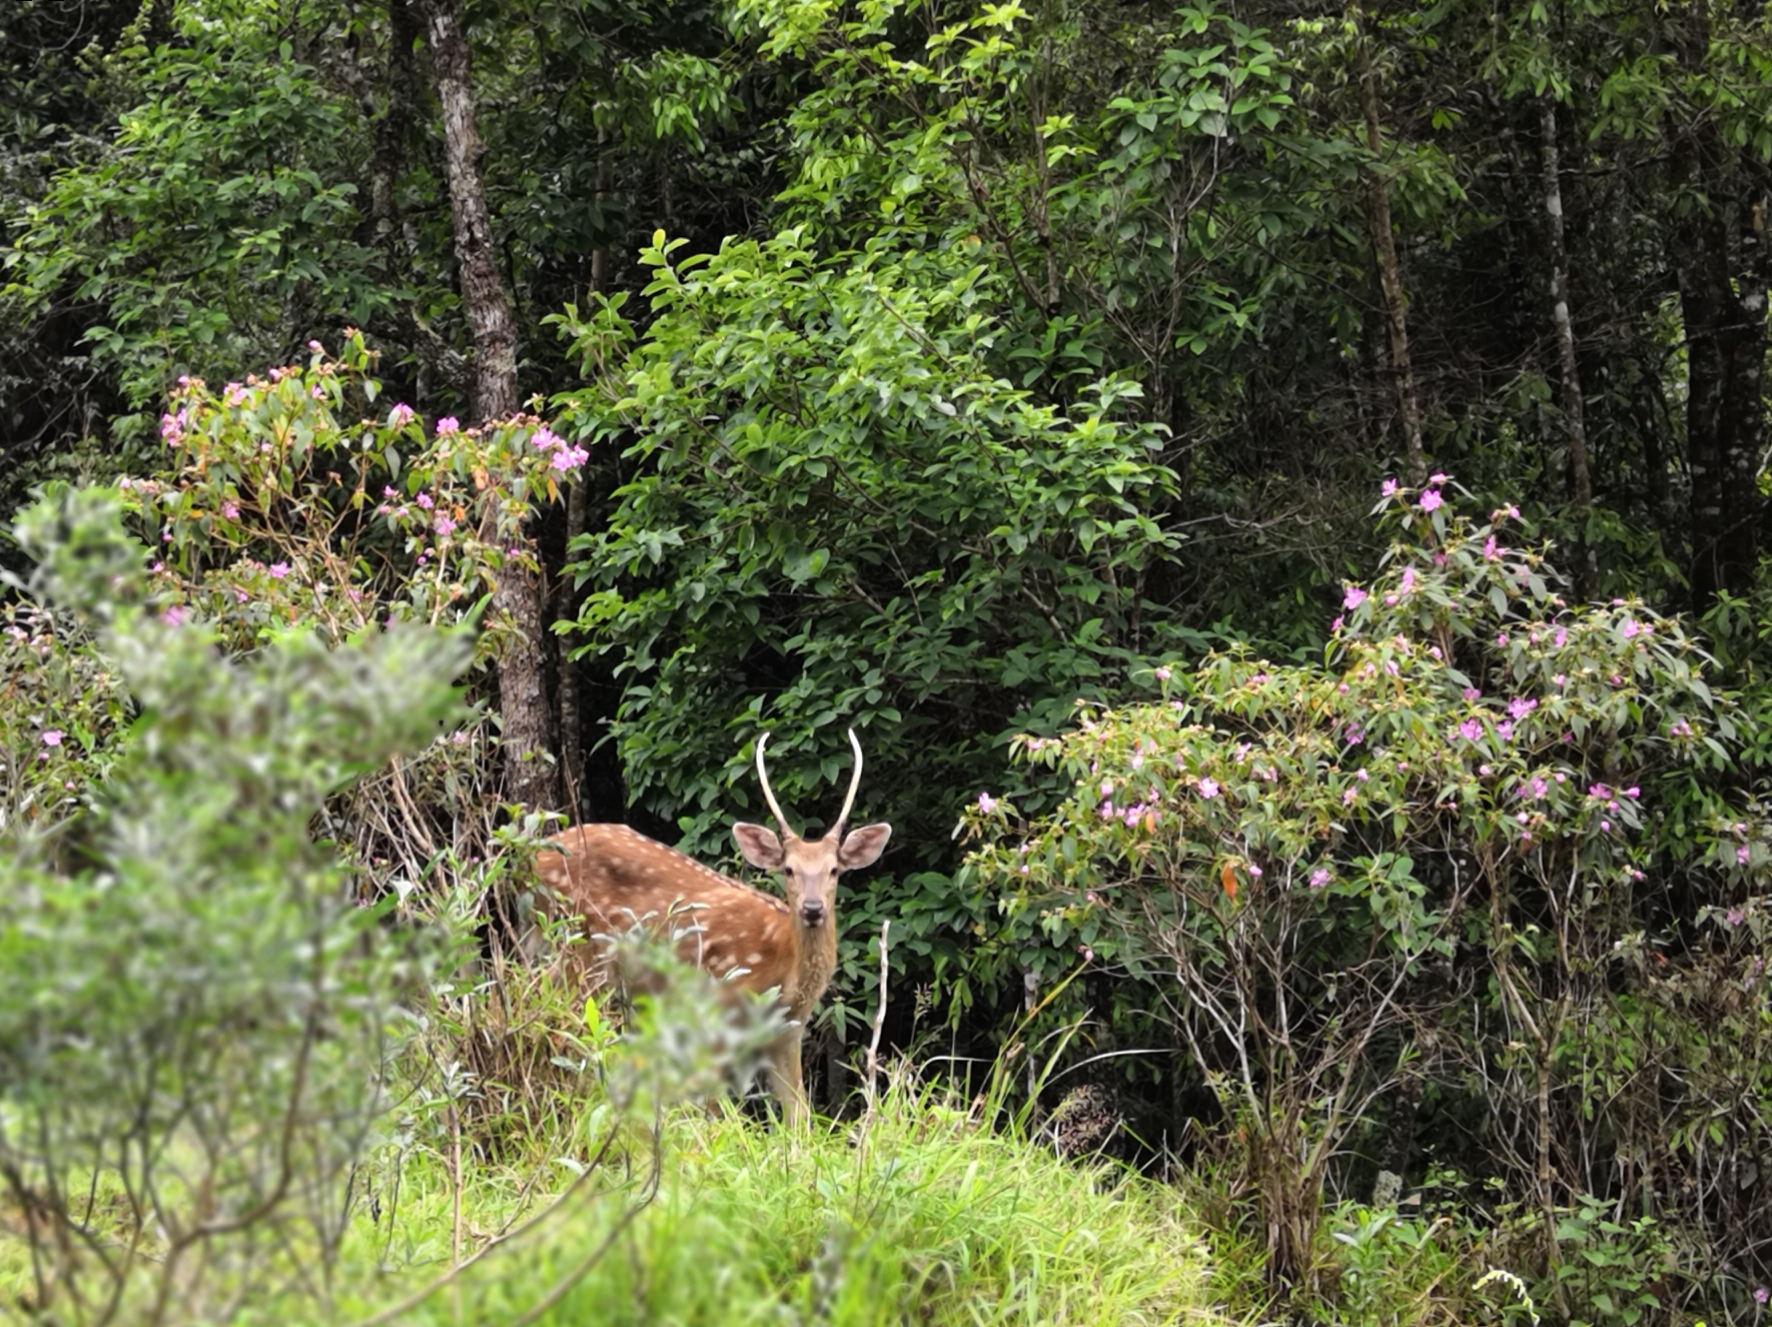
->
[535,817,889,1123]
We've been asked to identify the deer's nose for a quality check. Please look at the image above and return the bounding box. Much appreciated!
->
[800,900,827,927]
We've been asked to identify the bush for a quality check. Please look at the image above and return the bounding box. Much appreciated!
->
[0,485,470,1322]
[965,478,1772,1310]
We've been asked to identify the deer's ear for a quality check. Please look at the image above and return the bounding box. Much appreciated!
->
[838,823,892,869]
[733,823,785,868]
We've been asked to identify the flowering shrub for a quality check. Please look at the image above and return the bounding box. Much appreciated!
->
[85,330,591,892]
[127,330,583,655]
[963,480,1771,1306]
[0,600,131,836]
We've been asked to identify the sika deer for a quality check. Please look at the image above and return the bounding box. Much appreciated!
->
[535,729,891,1124]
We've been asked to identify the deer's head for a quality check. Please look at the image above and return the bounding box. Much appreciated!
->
[732,729,891,932]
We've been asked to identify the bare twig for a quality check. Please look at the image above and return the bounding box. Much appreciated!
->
[864,920,892,1119]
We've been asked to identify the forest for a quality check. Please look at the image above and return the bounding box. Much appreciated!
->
[2,0,1770,1321]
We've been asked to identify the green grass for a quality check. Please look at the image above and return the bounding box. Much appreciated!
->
[295,1079,1222,1327]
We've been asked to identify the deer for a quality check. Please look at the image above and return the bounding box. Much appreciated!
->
[534,728,891,1125]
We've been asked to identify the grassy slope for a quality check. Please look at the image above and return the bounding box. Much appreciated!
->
[293,1085,1223,1327]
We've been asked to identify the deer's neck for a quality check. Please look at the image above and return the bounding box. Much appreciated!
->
[790,916,840,1020]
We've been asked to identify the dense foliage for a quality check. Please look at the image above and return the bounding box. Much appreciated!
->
[5,0,1772,1319]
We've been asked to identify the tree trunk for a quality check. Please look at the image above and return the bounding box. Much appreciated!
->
[423,0,561,812]
[1678,128,1767,614]
[1539,95,1596,600]
[1353,8,1427,488]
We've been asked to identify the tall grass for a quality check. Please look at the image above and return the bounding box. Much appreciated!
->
[291,1072,1222,1327]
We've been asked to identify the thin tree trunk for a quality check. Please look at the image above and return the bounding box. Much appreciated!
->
[1539,95,1596,599]
[1678,128,1766,614]
[423,0,560,812]
[1353,9,1427,487]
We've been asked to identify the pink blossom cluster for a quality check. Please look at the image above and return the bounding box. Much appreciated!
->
[160,409,188,447]
[532,426,589,471]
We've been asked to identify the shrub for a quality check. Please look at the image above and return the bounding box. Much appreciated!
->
[964,478,1771,1309]
[0,485,470,1322]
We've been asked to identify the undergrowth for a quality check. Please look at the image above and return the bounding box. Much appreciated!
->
[221,1073,1222,1327]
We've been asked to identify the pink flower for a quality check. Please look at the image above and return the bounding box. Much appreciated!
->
[977,792,998,814]
[1309,868,1331,889]
[41,729,63,747]
[1429,472,1447,484]
[1482,536,1500,562]
[1496,633,1509,647]
[550,444,590,471]
[435,515,457,536]
[1622,619,1641,639]
[1381,479,1399,498]
[1330,615,1344,632]
[1737,846,1752,865]
[1554,627,1567,647]
[1625,787,1639,799]
[389,403,415,428]
[161,605,190,626]
[1399,567,1417,594]
[435,416,460,436]
[1154,666,1172,682]
[1462,687,1481,702]
[269,562,290,579]
[1459,719,1483,742]
[1600,820,1611,831]
[1508,697,1538,720]
[221,502,240,520]
[1248,863,1263,878]
[1343,787,1358,805]
[1752,1285,1767,1305]
[309,385,327,401]
[531,427,562,451]
[307,339,323,352]
[1197,778,1220,800]
[417,493,434,510]
[1497,721,1515,742]
[1418,489,1443,512]
[224,382,249,406]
